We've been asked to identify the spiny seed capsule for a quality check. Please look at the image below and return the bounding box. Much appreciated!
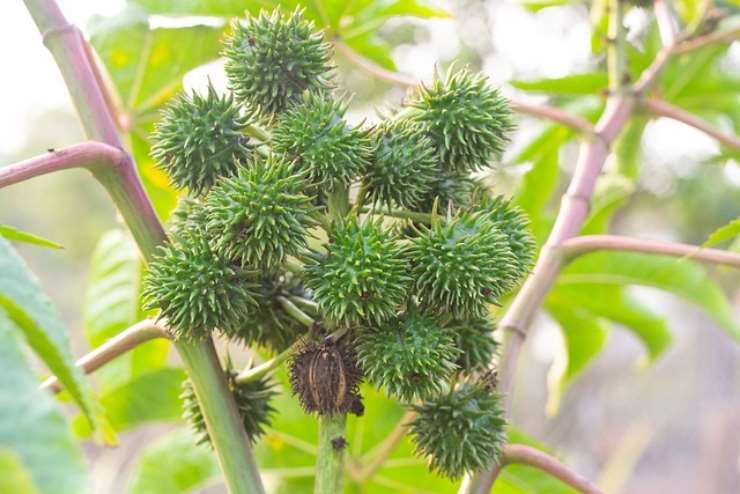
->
[472,194,536,284]
[415,171,476,213]
[306,219,411,326]
[182,369,277,446]
[409,380,506,478]
[362,119,437,209]
[205,157,317,270]
[223,8,333,116]
[409,213,517,317]
[272,92,372,190]
[226,274,308,351]
[410,69,514,173]
[356,307,460,402]
[289,337,364,416]
[151,83,253,195]
[142,228,260,340]
[445,316,498,373]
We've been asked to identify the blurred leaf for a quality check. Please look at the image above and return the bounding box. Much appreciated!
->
[128,429,219,494]
[515,145,561,243]
[74,367,185,436]
[342,32,397,70]
[131,128,180,219]
[515,0,572,12]
[704,217,740,247]
[614,117,646,179]
[559,251,740,340]
[0,449,41,494]
[0,316,89,494]
[511,73,607,95]
[581,175,634,235]
[544,297,609,414]
[0,225,62,250]
[0,237,98,431]
[131,0,255,17]
[84,230,169,391]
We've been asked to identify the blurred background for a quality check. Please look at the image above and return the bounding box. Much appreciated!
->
[1,0,739,493]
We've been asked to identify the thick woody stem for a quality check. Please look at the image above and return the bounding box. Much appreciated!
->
[42,319,168,392]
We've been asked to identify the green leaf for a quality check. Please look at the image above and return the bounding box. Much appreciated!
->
[704,217,740,247]
[128,429,219,494]
[0,225,62,250]
[514,0,572,12]
[131,0,256,17]
[544,297,609,414]
[74,367,185,435]
[0,237,98,431]
[559,251,740,340]
[515,146,561,243]
[510,73,608,95]
[614,117,647,179]
[581,175,634,235]
[0,449,41,494]
[89,7,223,114]
[84,230,169,391]
[0,316,89,494]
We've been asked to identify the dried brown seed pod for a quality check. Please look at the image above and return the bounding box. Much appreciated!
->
[289,337,363,416]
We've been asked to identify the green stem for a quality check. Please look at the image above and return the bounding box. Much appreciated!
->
[360,206,432,223]
[315,414,347,494]
[289,295,319,314]
[607,0,627,92]
[244,123,272,143]
[235,339,301,385]
[21,1,265,492]
[277,296,315,327]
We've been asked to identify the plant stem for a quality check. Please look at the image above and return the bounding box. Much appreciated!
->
[235,340,300,385]
[642,99,740,151]
[653,0,677,47]
[20,2,266,492]
[560,234,740,268]
[244,123,271,143]
[360,206,433,223]
[499,445,605,494]
[315,414,347,494]
[355,410,416,481]
[607,0,627,92]
[42,319,168,392]
[277,296,315,327]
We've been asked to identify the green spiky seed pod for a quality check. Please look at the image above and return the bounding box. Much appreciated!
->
[182,369,277,446]
[362,119,437,209]
[473,194,535,283]
[223,8,333,116]
[228,274,308,352]
[290,337,364,416]
[356,307,459,401]
[410,69,514,173]
[151,84,253,195]
[272,92,372,190]
[409,213,516,317]
[415,171,476,213]
[409,380,506,478]
[168,197,207,237]
[307,219,410,326]
[446,316,498,373]
[142,229,260,340]
[205,158,317,270]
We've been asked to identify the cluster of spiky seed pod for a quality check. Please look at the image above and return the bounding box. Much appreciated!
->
[143,6,534,481]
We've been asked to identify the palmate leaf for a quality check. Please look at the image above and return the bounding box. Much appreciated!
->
[128,429,219,494]
[0,316,89,494]
[0,237,98,431]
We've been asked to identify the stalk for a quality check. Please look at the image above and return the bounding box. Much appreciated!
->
[20,1,265,492]
[315,414,348,494]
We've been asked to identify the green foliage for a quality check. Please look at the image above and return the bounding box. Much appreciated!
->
[417,171,477,212]
[0,237,99,433]
[0,318,89,494]
[410,69,514,173]
[0,450,40,494]
[272,92,373,190]
[142,229,260,340]
[223,8,333,116]
[127,429,218,494]
[704,216,740,247]
[151,84,253,195]
[205,158,317,270]
[182,368,277,446]
[409,380,507,479]
[363,119,437,209]
[307,219,410,326]
[0,225,62,250]
[446,316,499,373]
[356,307,460,401]
[409,213,517,317]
